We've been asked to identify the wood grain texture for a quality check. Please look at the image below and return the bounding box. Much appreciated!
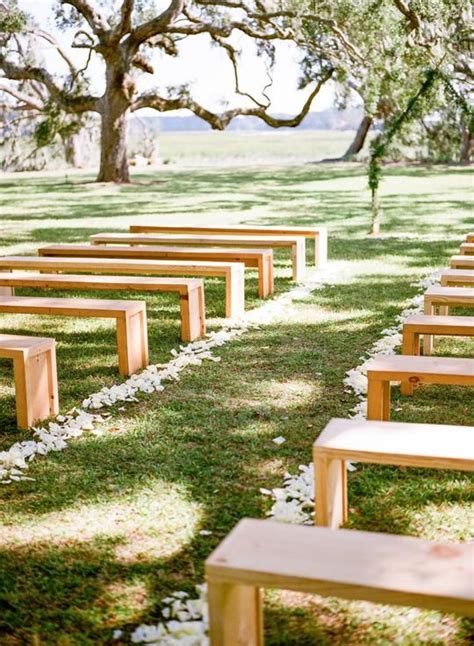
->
[129,223,328,267]
[89,232,306,282]
[38,244,273,299]
[0,255,245,319]
[0,273,205,342]
[206,518,474,646]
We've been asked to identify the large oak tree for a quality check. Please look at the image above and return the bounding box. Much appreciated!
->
[0,1,363,182]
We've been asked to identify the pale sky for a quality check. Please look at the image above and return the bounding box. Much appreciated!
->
[17,0,337,116]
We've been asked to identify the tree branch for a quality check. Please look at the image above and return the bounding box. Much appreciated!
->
[0,55,100,113]
[128,0,184,50]
[60,0,110,38]
[131,67,334,130]
[392,0,421,31]
[0,83,43,110]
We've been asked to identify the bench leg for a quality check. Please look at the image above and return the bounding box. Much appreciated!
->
[401,330,419,393]
[226,266,245,319]
[116,310,149,376]
[180,285,206,342]
[257,256,273,298]
[314,230,328,268]
[423,298,435,355]
[292,239,306,282]
[0,270,14,295]
[13,347,59,429]
[207,579,263,646]
[367,378,391,421]
[314,455,347,529]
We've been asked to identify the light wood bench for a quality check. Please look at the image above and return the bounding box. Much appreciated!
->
[89,232,306,283]
[450,255,474,269]
[460,243,474,255]
[0,333,59,428]
[129,223,328,268]
[0,296,148,377]
[440,269,474,287]
[39,244,273,300]
[465,232,474,242]
[366,355,474,417]
[313,418,474,529]
[0,273,205,342]
[402,314,474,357]
[0,255,244,320]
[205,519,474,645]
[423,285,474,353]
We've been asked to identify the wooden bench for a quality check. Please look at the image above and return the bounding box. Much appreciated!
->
[0,255,245,320]
[460,243,474,255]
[0,273,205,342]
[450,255,474,269]
[39,244,273,300]
[205,519,474,645]
[0,333,58,428]
[402,314,474,357]
[313,418,474,529]
[423,285,474,353]
[465,232,474,242]
[366,355,474,417]
[89,232,306,283]
[129,223,328,268]
[440,269,474,287]
[0,296,148,377]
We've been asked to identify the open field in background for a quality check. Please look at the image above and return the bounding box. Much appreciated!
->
[149,129,364,164]
[0,161,473,644]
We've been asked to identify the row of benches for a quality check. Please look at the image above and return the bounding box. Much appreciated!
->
[0,224,326,428]
[204,232,474,644]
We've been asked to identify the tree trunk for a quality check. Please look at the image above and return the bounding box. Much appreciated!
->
[370,187,380,236]
[343,115,373,159]
[97,106,130,182]
[460,125,473,165]
[97,60,133,183]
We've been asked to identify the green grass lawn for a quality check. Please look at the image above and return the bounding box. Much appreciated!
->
[0,160,473,644]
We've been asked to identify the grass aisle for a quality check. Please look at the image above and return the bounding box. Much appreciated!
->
[0,163,473,644]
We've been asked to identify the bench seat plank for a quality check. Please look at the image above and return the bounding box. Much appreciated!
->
[129,223,328,267]
[366,355,474,419]
[466,233,474,242]
[402,313,474,356]
[451,255,474,269]
[38,244,273,299]
[205,519,474,645]
[0,273,205,342]
[0,333,58,428]
[440,269,474,286]
[0,255,245,319]
[90,232,306,282]
[0,296,148,376]
[460,242,474,255]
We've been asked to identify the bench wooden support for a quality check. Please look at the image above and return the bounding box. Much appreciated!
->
[440,269,474,287]
[205,519,474,645]
[366,355,474,416]
[450,255,474,269]
[402,314,474,358]
[129,223,328,268]
[39,244,271,301]
[89,232,306,283]
[313,418,474,529]
[422,286,474,354]
[460,242,474,255]
[0,273,205,343]
[0,296,149,377]
[0,256,245,320]
[0,334,59,428]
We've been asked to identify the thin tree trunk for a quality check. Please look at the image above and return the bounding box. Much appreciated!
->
[460,125,473,165]
[343,115,373,159]
[370,187,380,236]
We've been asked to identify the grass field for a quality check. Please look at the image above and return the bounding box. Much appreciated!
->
[0,158,473,644]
